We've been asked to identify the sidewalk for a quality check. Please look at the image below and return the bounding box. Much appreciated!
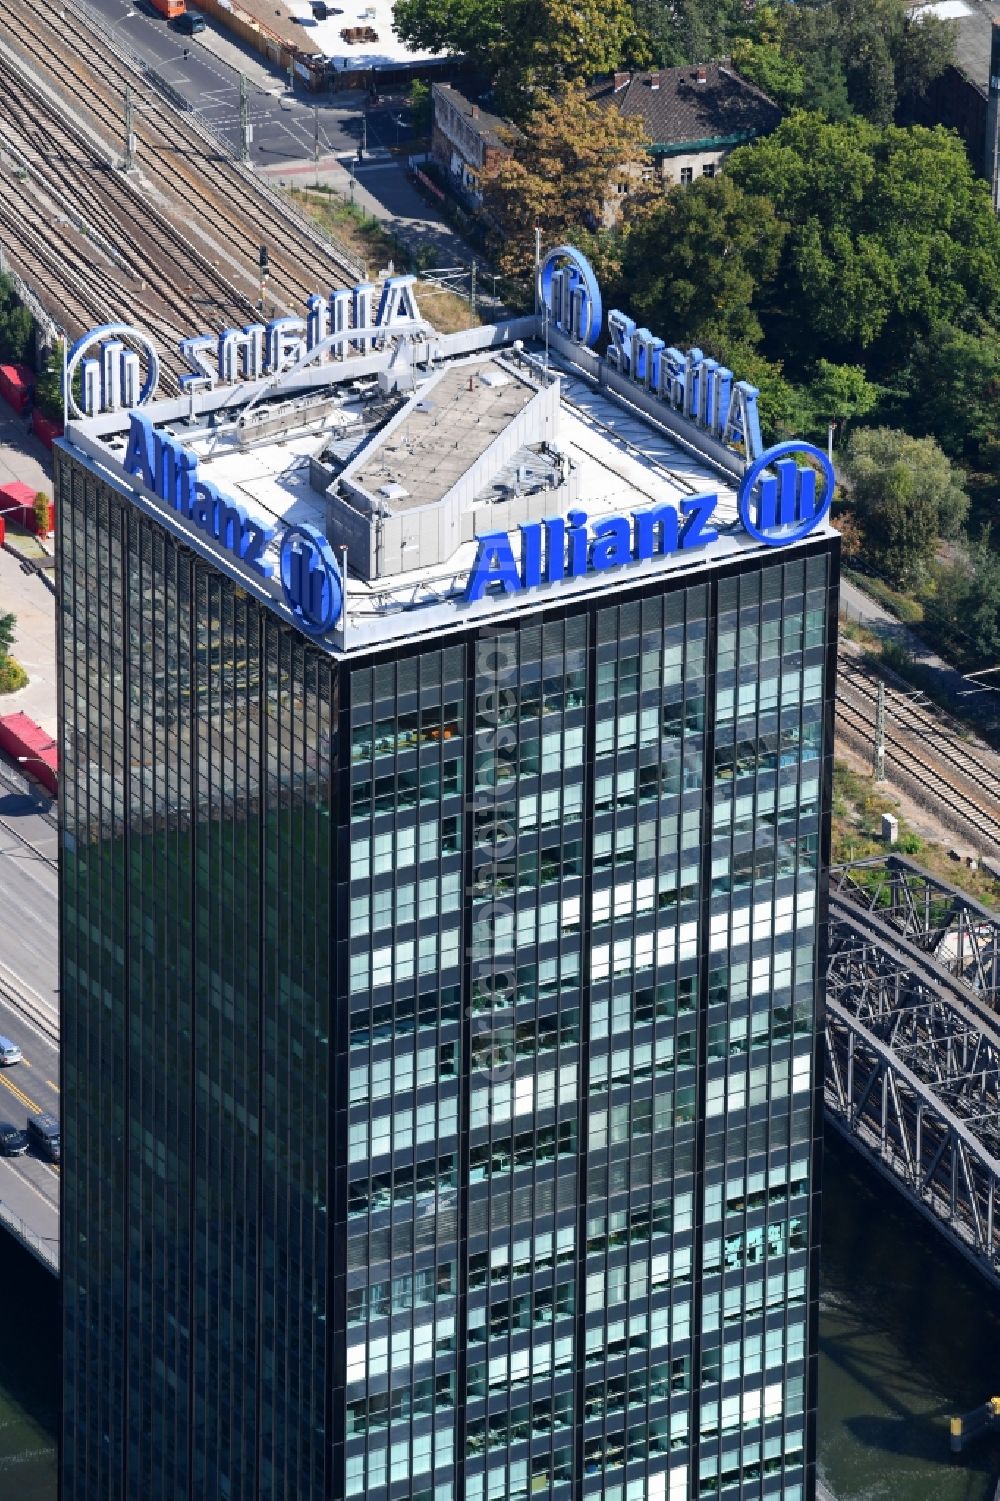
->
[0,544,57,740]
[839,574,996,727]
[263,155,476,271]
[0,408,52,497]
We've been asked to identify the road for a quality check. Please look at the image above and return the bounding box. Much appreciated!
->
[0,749,59,1272]
[0,760,58,1012]
[83,0,411,165]
[0,989,59,1272]
[78,0,473,269]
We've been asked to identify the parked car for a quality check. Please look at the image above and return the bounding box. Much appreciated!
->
[0,1037,22,1066]
[175,11,206,32]
[26,1112,60,1162]
[0,1123,28,1156]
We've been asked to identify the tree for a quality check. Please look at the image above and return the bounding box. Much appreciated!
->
[846,426,969,585]
[722,342,814,444]
[480,87,650,275]
[843,17,897,125]
[781,0,954,125]
[394,0,641,115]
[393,0,501,75]
[809,360,878,445]
[33,492,50,537]
[899,320,1000,462]
[927,539,1000,668]
[513,0,644,102]
[729,38,805,111]
[727,115,1000,367]
[34,340,64,421]
[612,175,786,351]
[894,11,957,118]
[409,79,433,138]
[0,303,33,366]
[809,48,852,122]
[0,612,14,666]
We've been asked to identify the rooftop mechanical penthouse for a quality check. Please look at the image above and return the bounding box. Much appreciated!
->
[57,249,838,1501]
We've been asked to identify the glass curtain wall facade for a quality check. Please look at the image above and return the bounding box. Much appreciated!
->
[58,459,334,1501]
[58,451,838,1501]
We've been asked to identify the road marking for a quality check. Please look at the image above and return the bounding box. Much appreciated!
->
[1,1156,59,1213]
[46,1080,59,1092]
[0,1071,43,1116]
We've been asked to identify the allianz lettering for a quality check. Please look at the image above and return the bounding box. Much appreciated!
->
[465,442,834,603]
[537,245,762,462]
[66,276,424,418]
[123,412,275,577]
[606,312,762,461]
[178,275,422,390]
[466,496,718,602]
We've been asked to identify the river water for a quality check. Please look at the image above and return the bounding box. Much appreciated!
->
[0,1234,57,1500]
[0,1129,998,1500]
[819,1129,1000,1501]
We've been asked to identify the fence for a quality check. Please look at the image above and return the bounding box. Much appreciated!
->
[0,1199,58,1274]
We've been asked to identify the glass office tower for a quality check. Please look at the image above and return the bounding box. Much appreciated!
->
[58,328,837,1501]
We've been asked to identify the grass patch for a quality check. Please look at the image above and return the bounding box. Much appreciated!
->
[831,759,1000,908]
[843,567,924,625]
[0,657,28,693]
[838,615,881,650]
[288,187,482,336]
[2,520,48,558]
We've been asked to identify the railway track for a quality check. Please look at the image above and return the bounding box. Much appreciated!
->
[0,0,362,373]
[0,41,257,371]
[836,656,1000,856]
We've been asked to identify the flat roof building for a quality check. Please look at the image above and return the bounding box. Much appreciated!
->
[58,254,837,1501]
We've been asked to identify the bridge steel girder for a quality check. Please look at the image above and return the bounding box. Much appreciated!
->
[831,854,1000,1005]
[826,872,1000,1287]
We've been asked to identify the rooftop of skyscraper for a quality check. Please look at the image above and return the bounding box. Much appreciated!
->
[61,256,835,655]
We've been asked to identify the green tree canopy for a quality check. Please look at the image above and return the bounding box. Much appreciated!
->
[632,0,748,67]
[846,426,969,585]
[809,359,878,443]
[729,37,805,111]
[34,340,65,421]
[612,175,786,351]
[0,273,34,367]
[722,342,815,444]
[0,612,15,666]
[728,114,1000,367]
[480,87,649,275]
[394,0,642,113]
[928,539,1000,668]
[782,0,954,125]
[900,319,1000,462]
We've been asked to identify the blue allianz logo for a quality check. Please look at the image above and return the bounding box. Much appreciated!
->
[280,525,343,636]
[67,276,424,417]
[738,441,834,547]
[124,412,275,577]
[537,245,603,348]
[67,324,160,420]
[465,496,719,602]
[538,244,763,462]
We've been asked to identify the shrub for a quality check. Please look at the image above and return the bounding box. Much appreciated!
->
[0,657,28,693]
[33,492,50,536]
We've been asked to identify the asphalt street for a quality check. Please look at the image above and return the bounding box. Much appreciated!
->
[0,760,58,1014]
[0,991,59,1271]
[0,754,60,1270]
[85,0,411,164]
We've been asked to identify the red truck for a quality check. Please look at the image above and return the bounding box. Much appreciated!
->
[148,0,187,19]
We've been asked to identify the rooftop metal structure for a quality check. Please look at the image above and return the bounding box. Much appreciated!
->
[826,855,1000,1284]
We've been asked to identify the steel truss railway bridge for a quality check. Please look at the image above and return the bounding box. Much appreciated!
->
[826,854,1000,1284]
